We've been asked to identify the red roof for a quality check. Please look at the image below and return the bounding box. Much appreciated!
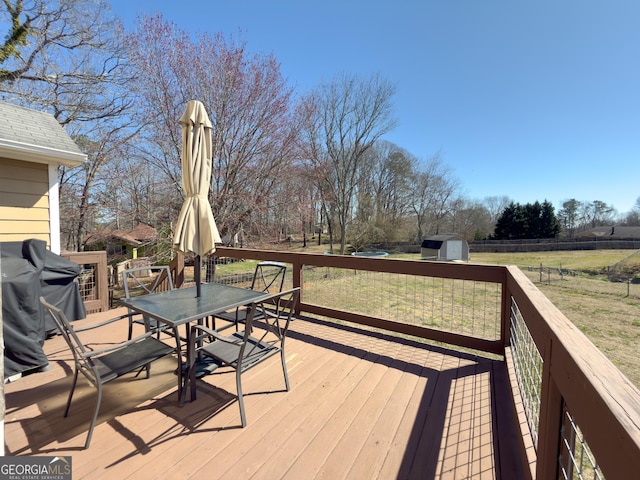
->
[84,224,157,246]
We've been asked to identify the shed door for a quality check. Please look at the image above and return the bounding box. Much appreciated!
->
[446,240,463,260]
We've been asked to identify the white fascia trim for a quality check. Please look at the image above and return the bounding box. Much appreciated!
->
[48,163,61,254]
[0,139,86,167]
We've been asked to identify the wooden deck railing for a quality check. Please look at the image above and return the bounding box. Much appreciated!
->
[168,252,185,288]
[505,266,640,479]
[71,246,640,479]
[62,251,109,314]
[207,247,640,480]
[61,252,185,313]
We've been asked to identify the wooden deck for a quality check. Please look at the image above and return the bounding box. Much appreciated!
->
[4,308,525,479]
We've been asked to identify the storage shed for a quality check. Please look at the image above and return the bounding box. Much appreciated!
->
[421,234,469,261]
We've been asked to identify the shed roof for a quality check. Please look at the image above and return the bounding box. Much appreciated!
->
[0,101,86,167]
[421,234,463,249]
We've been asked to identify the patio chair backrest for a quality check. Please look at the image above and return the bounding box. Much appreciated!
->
[121,265,175,339]
[43,297,96,376]
[238,287,299,371]
[250,262,287,294]
[121,265,174,298]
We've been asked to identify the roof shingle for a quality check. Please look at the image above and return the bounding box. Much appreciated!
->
[0,101,85,164]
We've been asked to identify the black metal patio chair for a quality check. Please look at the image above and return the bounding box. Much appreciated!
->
[187,287,300,427]
[122,265,174,340]
[213,261,287,331]
[40,296,174,448]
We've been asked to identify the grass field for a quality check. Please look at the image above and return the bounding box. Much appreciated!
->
[466,249,640,275]
[467,250,640,388]
[181,245,640,388]
[321,247,640,388]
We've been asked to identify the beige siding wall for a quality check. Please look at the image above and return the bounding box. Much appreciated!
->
[0,157,50,245]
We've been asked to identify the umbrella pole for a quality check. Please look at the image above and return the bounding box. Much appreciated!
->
[195,255,202,297]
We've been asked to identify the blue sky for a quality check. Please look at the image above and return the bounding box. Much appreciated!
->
[109,0,640,214]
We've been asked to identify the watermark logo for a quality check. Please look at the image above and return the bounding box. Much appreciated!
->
[0,456,72,480]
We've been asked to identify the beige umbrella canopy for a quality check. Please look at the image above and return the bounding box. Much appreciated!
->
[173,100,221,296]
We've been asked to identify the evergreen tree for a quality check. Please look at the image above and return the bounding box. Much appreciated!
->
[540,200,561,238]
[493,200,560,239]
[494,203,521,239]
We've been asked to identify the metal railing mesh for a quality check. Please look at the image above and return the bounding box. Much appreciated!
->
[509,297,543,448]
[559,402,605,480]
[77,265,97,301]
[302,265,502,340]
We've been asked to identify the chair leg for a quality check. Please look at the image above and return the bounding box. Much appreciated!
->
[64,369,80,418]
[188,343,198,402]
[127,314,134,341]
[280,349,290,391]
[133,363,150,378]
[204,315,215,330]
[236,369,246,427]
[85,382,103,449]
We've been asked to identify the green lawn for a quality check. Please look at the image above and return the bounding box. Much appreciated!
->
[212,248,640,387]
[452,250,640,387]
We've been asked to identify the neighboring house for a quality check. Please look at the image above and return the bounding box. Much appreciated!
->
[577,226,640,238]
[0,102,86,254]
[84,223,158,263]
[421,234,469,261]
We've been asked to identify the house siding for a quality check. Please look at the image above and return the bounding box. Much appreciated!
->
[0,157,50,245]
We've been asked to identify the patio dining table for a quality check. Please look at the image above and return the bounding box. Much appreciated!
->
[118,282,274,405]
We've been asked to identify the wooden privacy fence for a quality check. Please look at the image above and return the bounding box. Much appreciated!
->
[470,237,640,252]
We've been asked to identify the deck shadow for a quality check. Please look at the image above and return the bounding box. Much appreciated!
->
[4,355,178,454]
[289,314,522,479]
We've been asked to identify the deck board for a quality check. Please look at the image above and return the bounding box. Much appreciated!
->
[4,308,525,479]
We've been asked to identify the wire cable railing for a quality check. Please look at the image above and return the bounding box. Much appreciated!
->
[509,297,543,448]
[302,265,502,341]
[183,248,640,479]
[559,402,605,480]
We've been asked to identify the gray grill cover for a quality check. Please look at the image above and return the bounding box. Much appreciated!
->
[1,239,86,377]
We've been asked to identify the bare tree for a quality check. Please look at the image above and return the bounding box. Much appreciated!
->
[1,0,140,250]
[355,141,415,243]
[59,123,140,251]
[97,145,179,232]
[409,154,459,241]
[482,196,512,228]
[429,169,460,235]
[300,72,397,254]
[1,0,134,124]
[557,198,582,237]
[623,196,640,226]
[448,197,491,241]
[580,200,616,228]
[128,15,300,241]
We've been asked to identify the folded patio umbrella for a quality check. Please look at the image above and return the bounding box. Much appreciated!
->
[173,100,221,296]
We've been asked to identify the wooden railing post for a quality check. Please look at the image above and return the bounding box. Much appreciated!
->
[62,251,109,313]
[501,272,511,349]
[170,252,185,288]
[291,253,303,315]
[535,338,563,480]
